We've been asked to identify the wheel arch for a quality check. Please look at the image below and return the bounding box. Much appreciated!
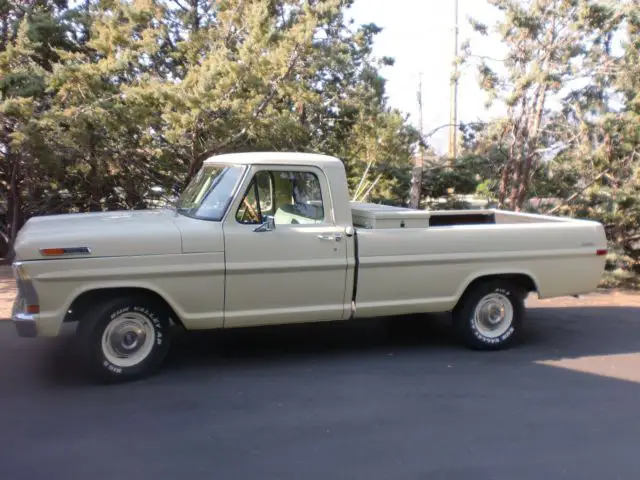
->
[454,271,539,311]
[64,286,184,328]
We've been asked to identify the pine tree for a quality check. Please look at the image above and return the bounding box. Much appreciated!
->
[0,0,420,257]
[465,0,624,210]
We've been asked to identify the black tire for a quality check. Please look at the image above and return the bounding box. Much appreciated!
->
[75,296,173,383]
[452,279,525,350]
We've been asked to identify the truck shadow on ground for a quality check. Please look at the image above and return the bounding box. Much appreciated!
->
[39,305,640,386]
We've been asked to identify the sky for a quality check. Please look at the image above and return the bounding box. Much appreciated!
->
[348,0,509,154]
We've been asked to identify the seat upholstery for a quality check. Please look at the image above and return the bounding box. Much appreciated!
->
[274,203,324,224]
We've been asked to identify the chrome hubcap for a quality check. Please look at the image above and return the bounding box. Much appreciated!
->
[101,312,156,368]
[473,293,513,338]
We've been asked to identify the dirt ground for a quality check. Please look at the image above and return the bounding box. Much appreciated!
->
[0,266,15,320]
[2,264,640,321]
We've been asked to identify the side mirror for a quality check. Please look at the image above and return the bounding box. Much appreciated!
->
[253,215,276,232]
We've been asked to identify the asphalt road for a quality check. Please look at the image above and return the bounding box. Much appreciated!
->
[2,305,640,480]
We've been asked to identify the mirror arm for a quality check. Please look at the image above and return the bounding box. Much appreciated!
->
[253,215,276,232]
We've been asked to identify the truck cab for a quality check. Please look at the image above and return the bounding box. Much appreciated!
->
[190,153,357,328]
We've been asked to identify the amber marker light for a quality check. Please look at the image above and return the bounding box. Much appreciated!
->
[39,247,91,257]
[40,248,65,256]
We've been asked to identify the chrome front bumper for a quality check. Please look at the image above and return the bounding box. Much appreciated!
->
[11,261,40,338]
[12,311,38,337]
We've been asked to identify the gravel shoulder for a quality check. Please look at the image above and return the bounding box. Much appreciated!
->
[0,265,15,320]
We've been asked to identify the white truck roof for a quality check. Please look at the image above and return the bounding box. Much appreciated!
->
[203,152,343,168]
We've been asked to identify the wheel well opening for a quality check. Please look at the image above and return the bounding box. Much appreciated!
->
[64,287,184,327]
[457,273,538,308]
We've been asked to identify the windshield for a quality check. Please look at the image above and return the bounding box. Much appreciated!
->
[176,164,246,221]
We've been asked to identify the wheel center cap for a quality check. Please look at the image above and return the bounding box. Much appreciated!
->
[122,331,138,348]
[487,305,504,324]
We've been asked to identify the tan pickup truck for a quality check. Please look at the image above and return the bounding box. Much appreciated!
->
[11,152,608,382]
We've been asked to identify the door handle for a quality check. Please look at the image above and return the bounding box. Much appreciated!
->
[317,233,343,242]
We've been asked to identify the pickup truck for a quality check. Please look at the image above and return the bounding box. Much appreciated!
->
[10,152,608,382]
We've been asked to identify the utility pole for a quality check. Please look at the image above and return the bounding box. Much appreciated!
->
[418,72,425,204]
[419,72,425,149]
[448,0,459,162]
[410,72,425,209]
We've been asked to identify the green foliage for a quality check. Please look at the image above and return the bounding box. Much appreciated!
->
[462,0,640,286]
[2,0,638,293]
[463,0,626,211]
[421,158,481,199]
[0,0,419,256]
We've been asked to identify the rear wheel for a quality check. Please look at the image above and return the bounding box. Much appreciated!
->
[76,296,173,383]
[453,280,525,350]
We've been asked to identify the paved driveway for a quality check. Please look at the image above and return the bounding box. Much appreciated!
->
[2,295,640,480]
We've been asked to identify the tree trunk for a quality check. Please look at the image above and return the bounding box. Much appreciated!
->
[499,134,517,208]
[6,150,20,261]
[514,86,547,211]
[508,156,522,209]
[498,160,511,207]
[185,156,203,187]
[514,154,534,210]
[190,0,200,31]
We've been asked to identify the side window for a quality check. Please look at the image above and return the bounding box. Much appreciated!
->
[256,171,274,213]
[236,169,326,225]
[236,171,273,224]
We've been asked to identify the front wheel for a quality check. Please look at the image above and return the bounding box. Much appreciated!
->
[453,280,525,350]
[76,296,173,383]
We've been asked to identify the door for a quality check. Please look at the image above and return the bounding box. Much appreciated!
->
[222,164,350,328]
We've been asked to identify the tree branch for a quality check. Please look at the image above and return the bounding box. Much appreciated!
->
[419,121,487,148]
[172,0,190,13]
[224,0,246,47]
[189,43,302,179]
[466,54,507,63]
[358,174,383,202]
[352,159,373,200]
[621,234,640,245]
[545,168,612,215]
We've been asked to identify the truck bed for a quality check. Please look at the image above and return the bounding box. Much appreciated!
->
[348,201,607,319]
[350,202,571,229]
